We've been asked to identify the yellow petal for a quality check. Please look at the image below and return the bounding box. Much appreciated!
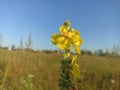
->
[57,36,70,50]
[74,41,80,46]
[57,44,66,50]
[51,33,60,44]
[79,38,83,45]
[75,30,80,35]
[74,46,81,54]
[59,25,67,34]
[67,29,75,37]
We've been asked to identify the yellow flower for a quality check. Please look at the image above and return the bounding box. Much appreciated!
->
[67,29,75,37]
[57,36,69,50]
[51,20,83,54]
[51,33,59,44]
[51,20,82,82]
[60,25,68,34]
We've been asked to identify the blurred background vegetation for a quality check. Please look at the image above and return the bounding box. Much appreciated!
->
[0,48,120,90]
[0,33,120,90]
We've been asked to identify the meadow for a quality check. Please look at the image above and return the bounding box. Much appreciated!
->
[0,49,120,90]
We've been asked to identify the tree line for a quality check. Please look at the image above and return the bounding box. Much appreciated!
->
[0,32,32,51]
[81,46,120,57]
[0,32,120,56]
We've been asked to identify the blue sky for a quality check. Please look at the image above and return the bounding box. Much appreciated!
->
[0,0,120,51]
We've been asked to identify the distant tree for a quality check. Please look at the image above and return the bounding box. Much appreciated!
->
[94,50,98,56]
[81,50,93,55]
[11,45,16,50]
[111,45,120,57]
[26,32,32,49]
[104,48,110,56]
[0,33,2,48]
[86,50,93,55]
[97,49,104,56]
[81,50,86,55]
[111,52,118,57]
[20,37,23,49]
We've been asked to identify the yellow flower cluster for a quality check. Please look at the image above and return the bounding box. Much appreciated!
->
[51,20,82,54]
[51,20,83,80]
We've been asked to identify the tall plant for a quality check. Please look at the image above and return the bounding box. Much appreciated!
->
[51,20,83,90]
[26,32,32,49]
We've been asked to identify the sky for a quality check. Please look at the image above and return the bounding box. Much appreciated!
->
[0,0,120,51]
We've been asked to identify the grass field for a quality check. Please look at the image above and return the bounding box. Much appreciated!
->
[0,50,120,90]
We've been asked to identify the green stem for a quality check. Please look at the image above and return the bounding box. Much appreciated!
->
[59,59,73,90]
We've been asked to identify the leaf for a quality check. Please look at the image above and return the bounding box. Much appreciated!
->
[72,55,77,65]
[71,64,80,79]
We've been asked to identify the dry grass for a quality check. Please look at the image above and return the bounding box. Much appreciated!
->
[0,50,120,90]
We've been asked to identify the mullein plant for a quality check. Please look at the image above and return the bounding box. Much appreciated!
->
[51,20,83,90]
